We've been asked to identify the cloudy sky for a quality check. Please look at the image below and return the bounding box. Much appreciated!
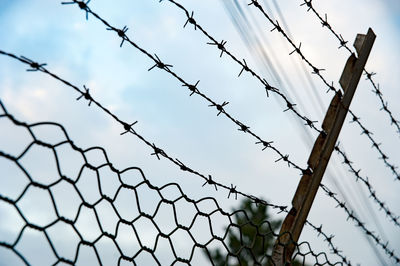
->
[0,0,399,265]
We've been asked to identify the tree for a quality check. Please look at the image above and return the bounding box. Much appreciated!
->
[207,198,304,266]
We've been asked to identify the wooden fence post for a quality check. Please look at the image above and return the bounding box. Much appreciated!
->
[271,28,376,265]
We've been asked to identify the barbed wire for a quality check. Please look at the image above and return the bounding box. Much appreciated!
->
[0,49,353,264]
[0,49,288,213]
[29,0,391,262]
[303,219,349,265]
[158,0,400,189]
[296,0,400,191]
[4,0,377,261]
[246,1,400,260]
[320,184,400,264]
[153,0,400,259]
[348,110,400,181]
[333,144,400,228]
[162,0,322,134]
[298,0,400,137]
[63,0,400,263]
[247,0,400,183]
[0,102,343,265]
[59,0,313,174]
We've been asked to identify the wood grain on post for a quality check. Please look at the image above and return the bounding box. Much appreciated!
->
[271,28,376,265]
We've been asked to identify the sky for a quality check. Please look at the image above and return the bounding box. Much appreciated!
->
[0,0,399,265]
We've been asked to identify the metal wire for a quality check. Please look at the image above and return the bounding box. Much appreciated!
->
[320,184,400,263]
[298,0,400,137]
[0,49,352,264]
[247,0,400,185]
[59,1,311,173]
[151,0,400,261]
[333,144,400,227]
[158,0,400,232]
[0,101,342,265]
[4,0,386,261]
[0,49,286,212]
[165,0,322,133]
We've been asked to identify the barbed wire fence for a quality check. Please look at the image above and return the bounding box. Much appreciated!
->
[0,100,342,265]
[0,0,399,264]
[157,0,400,237]
[0,49,353,265]
[247,0,400,184]
[297,0,400,137]
[58,1,400,262]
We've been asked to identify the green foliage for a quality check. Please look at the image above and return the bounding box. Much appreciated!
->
[207,199,304,266]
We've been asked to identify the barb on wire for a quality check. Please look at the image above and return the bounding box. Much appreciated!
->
[182,80,200,96]
[209,101,229,116]
[320,184,400,264]
[0,49,351,264]
[255,140,273,151]
[148,54,173,71]
[20,56,47,71]
[275,154,290,167]
[0,103,342,265]
[248,0,400,184]
[238,59,250,77]
[183,11,196,29]
[120,121,138,135]
[202,175,218,191]
[107,25,129,47]
[150,143,164,160]
[283,101,296,112]
[334,145,400,229]
[300,0,312,11]
[61,0,90,20]
[207,39,227,57]
[289,42,302,56]
[76,85,93,105]
[321,14,329,28]
[228,184,237,200]
[262,78,273,97]
[298,0,400,137]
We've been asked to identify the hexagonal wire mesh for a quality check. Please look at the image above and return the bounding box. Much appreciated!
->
[0,101,340,265]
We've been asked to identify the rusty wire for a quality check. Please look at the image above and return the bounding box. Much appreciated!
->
[0,101,343,265]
